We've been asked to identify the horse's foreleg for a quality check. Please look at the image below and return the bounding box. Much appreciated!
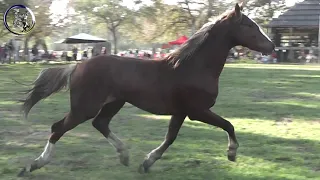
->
[91,100,129,166]
[188,110,239,161]
[18,112,86,176]
[139,114,186,173]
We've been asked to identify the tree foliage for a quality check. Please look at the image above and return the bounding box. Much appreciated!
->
[175,0,233,34]
[74,0,134,54]
[243,0,288,24]
[119,0,190,44]
[121,0,234,44]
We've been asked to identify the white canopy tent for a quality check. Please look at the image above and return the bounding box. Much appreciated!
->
[54,33,107,44]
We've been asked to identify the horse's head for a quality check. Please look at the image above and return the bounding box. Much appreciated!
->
[228,3,275,54]
[13,8,20,15]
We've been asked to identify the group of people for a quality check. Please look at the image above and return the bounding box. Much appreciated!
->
[0,42,15,64]
[62,46,109,61]
[119,49,152,59]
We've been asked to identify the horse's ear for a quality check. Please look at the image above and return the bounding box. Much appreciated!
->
[239,2,244,11]
[234,3,243,22]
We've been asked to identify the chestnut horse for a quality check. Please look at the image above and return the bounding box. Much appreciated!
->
[18,3,274,176]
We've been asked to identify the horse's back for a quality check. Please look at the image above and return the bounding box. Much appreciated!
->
[73,55,182,115]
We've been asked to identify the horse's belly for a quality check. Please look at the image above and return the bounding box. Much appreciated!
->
[130,101,174,115]
[123,91,177,115]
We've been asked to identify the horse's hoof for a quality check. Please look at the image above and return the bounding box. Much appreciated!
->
[119,154,129,166]
[138,163,149,174]
[17,167,27,177]
[119,149,129,166]
[227,155,236,162]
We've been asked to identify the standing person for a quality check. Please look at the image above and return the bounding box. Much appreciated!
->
[0,45,4,64]
[91,47,95,58]
[129,50,134,57]
[83,50,88,60]
[31,45,37,62]
[146,53,151,59]
[3,43,9,63]
[7,40,14,63]
[101,47,106,55]
[72,46,78,61]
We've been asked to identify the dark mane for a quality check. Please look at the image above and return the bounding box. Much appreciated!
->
[163,9,236,68]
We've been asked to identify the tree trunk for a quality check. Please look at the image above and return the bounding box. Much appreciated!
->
[191,18,196,36]
[36,39,49,55]
[111,28,118,54]
[206,0,213,21]
[24,35,32,61]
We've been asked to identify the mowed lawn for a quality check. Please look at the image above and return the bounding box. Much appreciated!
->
[0,63,319,180]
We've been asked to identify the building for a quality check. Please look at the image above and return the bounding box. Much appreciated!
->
[266,0,320,62]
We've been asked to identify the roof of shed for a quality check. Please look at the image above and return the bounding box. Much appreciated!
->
[267,0,320,28]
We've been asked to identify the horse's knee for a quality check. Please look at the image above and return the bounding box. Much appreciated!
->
[92,118,102,129]
[51,119,64,133]
[92,118,110,135]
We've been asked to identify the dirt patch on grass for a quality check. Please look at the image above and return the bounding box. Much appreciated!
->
[313,167,320,172]
[309,119,320,125]
[250,91,294,101]
[274,157,292,162]
[61,159,90,171]
[183,159,202,168]
[250,90,319,102]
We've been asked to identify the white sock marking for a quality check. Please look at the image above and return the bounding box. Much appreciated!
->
[35,141,55,165]
[108,132,126,152]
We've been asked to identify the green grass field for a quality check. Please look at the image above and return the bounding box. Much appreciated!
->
[0,63,319,180]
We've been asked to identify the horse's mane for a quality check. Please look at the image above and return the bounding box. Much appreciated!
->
[164,8,236,68]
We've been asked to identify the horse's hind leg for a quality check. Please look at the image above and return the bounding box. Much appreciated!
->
[18,112,86,176]
[91,100,129,166]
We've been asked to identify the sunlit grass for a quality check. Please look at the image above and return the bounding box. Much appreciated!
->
[0,63,319,180]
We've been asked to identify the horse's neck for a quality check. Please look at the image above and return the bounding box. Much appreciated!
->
[190,35,232,77]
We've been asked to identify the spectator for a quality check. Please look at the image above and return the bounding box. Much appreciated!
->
[0,45,4,63]
[3,44,8,62]
[91,47,95,57]
[31,45,39,61]
[83,50,88,60]
[72,46,78,61]
[101,47,107,55]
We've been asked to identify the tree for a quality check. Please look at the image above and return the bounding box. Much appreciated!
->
[119,0,192,45]
[175,0,233,35]
[75,0,134,54]
[22,0,72,59]
[243,0,288,24]
[122,0,234,44]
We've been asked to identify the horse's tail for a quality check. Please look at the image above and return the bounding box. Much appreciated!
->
[20,64,78,119]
